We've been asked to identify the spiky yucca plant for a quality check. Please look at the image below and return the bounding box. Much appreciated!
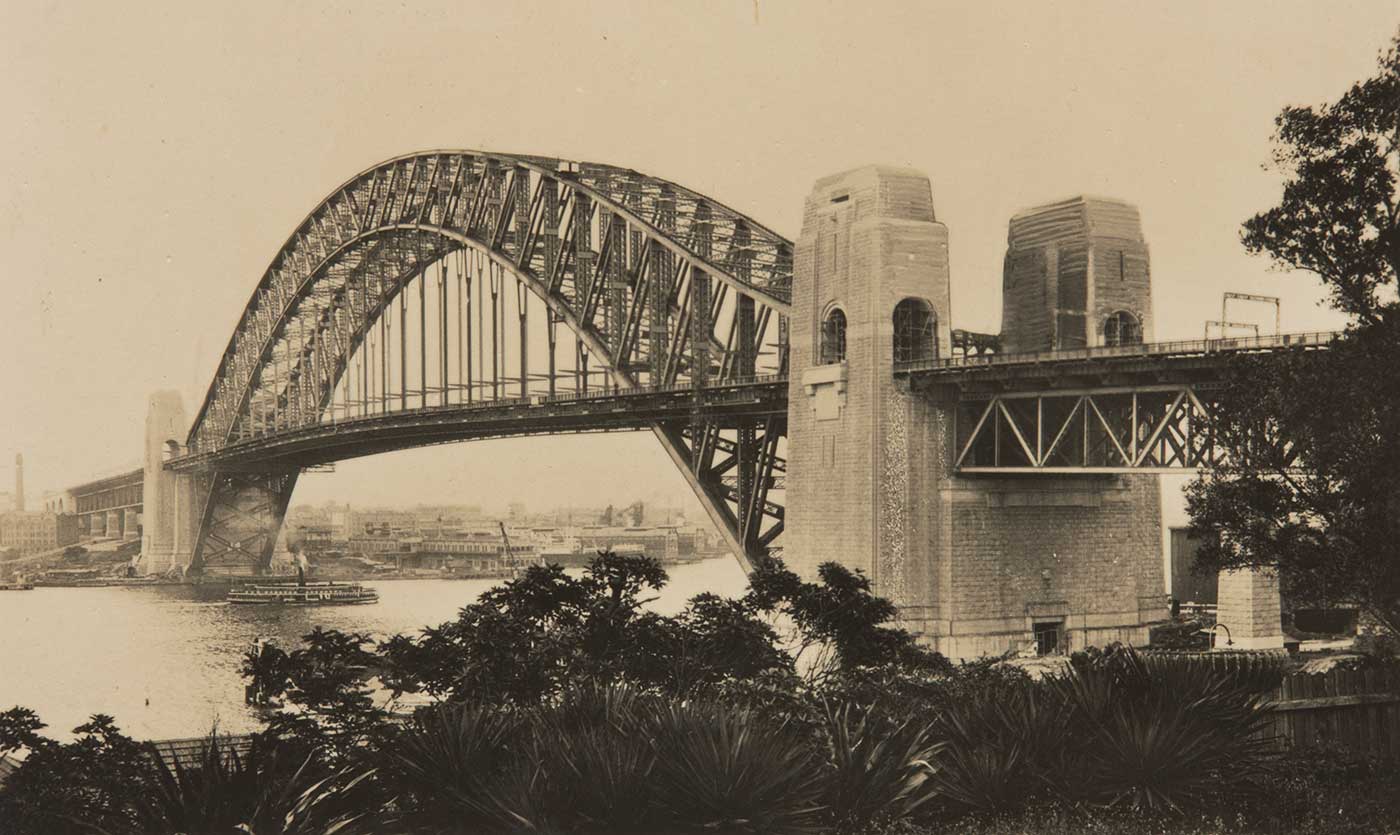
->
[821,701,943,833]
[647,701,827,835]
[1048,646,1277,813]
[920,684,1071,814]
[382,701,521,833]
[483,684,662,833]
[133,734,377,835]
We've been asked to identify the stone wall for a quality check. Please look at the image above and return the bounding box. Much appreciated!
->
[786,167,1168,659]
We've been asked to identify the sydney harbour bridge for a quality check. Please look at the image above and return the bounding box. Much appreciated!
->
[66,150,1332,654]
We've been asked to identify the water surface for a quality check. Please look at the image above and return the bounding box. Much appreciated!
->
[0,558,747,740]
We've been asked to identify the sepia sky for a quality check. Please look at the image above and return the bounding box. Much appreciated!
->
[1,1,1394,511]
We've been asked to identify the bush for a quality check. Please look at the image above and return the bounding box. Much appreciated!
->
[1148,618,1211,650]
[1354,626,1400,660]
[382,701,522,833]
[919,683,1069,816]
[1047,646,1278,814]
[648,700,828,834]
[821,702,941,833]
[0,716,376,835]
[487,684,663,833]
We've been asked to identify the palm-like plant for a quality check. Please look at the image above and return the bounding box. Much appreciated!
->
[821,701,942,833]
[921,684,1071,814]
[1047,646,1278,813]
[381,701,521,833]
[481,684,662,834]
[647,701,827,835]
[132,734,378,835]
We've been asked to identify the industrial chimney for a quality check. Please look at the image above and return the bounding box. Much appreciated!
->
[14,453,24,512]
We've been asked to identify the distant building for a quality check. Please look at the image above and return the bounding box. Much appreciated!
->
[346,535,406,555]
[339,509,417,538]
[405,530,537,572]
[0,512,80,556]
[576,526,683,561]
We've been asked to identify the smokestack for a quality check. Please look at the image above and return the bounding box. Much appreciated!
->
[13,453,23,513]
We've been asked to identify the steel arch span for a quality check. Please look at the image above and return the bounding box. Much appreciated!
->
[175,151,793,576]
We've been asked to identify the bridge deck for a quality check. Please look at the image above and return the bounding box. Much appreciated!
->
[167,377,788,472]
[898,331,1336,393]
[167,332,1336,474]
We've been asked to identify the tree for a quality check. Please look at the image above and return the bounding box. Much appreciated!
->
[1240,31,1399,322]
[1188,29,1400,637]
[0,713,156,835]
[746,559,951,680]
[253,552,793,717]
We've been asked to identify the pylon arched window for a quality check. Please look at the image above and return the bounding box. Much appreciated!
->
[893,298,937,364]
[1103,311,1142,347]
[820,307,847,364]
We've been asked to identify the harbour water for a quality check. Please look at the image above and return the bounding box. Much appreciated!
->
[0,557,747,741]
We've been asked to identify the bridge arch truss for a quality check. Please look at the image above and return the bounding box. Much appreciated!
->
[181,151,793,575]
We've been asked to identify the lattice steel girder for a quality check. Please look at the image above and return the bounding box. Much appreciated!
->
[189,470,298,575]
[189,151,793,453]
[167,380,787,473]
[178,151,796,572]
[655,416,786,570]
[953,384,1223,473]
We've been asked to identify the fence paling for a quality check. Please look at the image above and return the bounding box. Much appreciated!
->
[1266,666,1400,758]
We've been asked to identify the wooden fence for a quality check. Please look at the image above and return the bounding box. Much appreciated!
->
[1267,665,1400,759]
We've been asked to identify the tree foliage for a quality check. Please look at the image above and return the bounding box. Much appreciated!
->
[371,552,791,705]
[1241,30,1399,321]
[1189,28,1400,637]
[1187,318,1400,635]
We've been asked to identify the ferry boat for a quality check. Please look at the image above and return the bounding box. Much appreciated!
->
[0,580,34,591]
[227,576,378,606]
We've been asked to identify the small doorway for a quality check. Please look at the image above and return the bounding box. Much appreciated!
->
[1033,620,1064,656]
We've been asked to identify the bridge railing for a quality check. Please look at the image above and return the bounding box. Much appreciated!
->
[895,331,1341,374]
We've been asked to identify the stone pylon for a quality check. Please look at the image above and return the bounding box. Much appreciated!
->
[140,391,198,575]
[785,165,953,627]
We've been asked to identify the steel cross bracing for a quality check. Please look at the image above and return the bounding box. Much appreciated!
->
[189,471,298,575]
[951,386,1222,473]
[179,151,793,574]
[902,331,1335,474]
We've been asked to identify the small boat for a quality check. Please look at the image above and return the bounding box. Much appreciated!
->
[227,579,378,605]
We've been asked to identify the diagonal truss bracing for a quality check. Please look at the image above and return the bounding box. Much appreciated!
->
[953,384,1222,473]
[178,151,793,574]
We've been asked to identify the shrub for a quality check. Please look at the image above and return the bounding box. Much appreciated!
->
[1354,626,1400,660]
[648,700,827,834]
[821,702,942,833]
[0,714,156,835]
[136,736,376,835]
[487,684,662,833]
[0,715,377,835]
[920,683,1070,815]
[1047,646,1278,813]
[382,701,522,833]
[1148,618,1212,650]
[824,657,1029,725]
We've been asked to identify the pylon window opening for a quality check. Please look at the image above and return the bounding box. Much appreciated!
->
[820,307,847,364]
[893,298,936,364]
[1103,311,1142,347]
